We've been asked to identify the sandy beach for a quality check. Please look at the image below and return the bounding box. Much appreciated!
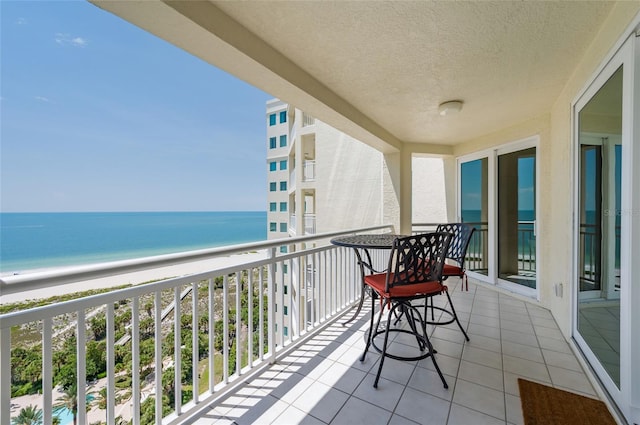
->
[1,250,268,305]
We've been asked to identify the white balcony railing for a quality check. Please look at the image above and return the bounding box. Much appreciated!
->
[0,225,393,425]
[304,213,316,235]
[302,160,316,182]
[301,113,315,127]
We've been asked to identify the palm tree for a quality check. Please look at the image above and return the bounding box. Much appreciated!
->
[91,387,108,410]
[11,404,43,425]
[53,385,78,425]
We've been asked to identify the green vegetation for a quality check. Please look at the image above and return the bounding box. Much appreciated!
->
[8,270,269,423]
[0,285,132,315]
[11,404,43,425]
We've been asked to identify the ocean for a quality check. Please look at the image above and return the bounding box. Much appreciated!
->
[0,211,267,274]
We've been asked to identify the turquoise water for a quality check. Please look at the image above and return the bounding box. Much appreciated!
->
[1,212,266,273]
[52,394,94,425]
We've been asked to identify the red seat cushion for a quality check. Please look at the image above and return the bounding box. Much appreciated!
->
[443,264,463,276]
[364,273,445,299]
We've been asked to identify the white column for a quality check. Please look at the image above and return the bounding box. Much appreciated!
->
[383,146,413,235]
[382,152,401,233]
[442,157,458,222]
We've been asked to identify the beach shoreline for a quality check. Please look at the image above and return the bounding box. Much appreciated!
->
[0,250,268,305]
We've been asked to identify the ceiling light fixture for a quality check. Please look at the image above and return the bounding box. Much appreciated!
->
[438,100,463,116]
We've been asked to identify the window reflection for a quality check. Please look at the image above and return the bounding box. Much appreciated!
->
[577,66,622,387]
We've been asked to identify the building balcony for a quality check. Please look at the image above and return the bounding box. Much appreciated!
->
[302,113,315,128]
[1,226,604,425]
[302,160,316,182]
[289,213,316,235]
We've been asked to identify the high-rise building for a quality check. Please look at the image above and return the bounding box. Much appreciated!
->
[266,99,292,244]
[265,99,385,341]
[266,99,385,240]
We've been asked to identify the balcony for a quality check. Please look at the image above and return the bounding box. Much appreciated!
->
[289,214,316,236]
[1,226,600,425]
[302,160,316,182]
[302,113,315,128]
[195,283,597,425]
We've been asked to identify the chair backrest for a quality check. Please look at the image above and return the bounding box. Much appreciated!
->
[385,232,452,293]
[435,223,475,268]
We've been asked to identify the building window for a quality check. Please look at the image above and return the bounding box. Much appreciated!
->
[284,285,288,295]
[270,222,277,232]
[284,306,288,315]
[280,246,287,253]
[269,137,276,149]
[275,304,277,312]
[283,264,288,274]
[269,202,277,212]
[280,202,287,212]
[283,326,288,337]
[280,135,287,147]
[270,182,277,192]
[279,111,287,123]
[280,223,287,233]
[280,160,287,170]
[269,161,277,171]
[269,114,276,126]
[280,181,287,191]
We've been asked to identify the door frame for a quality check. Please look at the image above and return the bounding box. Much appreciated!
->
[494,137,539,299]
[571,30,638,422]
[456,135,540,300]
[457,149,495,284]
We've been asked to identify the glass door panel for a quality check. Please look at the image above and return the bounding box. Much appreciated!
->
[460,158,489,276]
[497,147,536,289]
[577,65,622,388]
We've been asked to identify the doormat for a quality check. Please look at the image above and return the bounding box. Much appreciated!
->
[518,378,616,425]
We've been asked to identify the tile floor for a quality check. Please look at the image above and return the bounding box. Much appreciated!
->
[191,279,601,425]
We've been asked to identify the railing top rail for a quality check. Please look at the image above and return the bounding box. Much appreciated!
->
[0,224,393,296]
[1,241,339,326]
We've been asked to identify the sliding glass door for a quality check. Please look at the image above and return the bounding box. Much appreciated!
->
[573,34,639,423]
[458,139,538,297]
[576,66,623,389]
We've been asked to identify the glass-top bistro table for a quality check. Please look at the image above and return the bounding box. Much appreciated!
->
[330,233,403,325]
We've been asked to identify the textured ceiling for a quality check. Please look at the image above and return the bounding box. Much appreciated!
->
[213,1,613,145]
[93,1,616,150]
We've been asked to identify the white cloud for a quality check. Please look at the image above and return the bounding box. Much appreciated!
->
[35,96,52,103]
[55,33,88,47]
[16,18,26,25]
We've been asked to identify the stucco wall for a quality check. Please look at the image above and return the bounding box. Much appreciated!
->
[314,122,384,232]
[450,3,640,337]
[412,157,449,224]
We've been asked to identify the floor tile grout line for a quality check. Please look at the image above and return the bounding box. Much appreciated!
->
[498,291,512,425]
[444,277,474,424]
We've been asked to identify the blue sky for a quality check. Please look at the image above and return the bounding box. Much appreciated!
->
[1,1,272,212]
